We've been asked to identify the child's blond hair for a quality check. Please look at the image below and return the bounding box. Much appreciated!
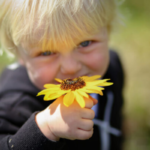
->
[0,0,119,56]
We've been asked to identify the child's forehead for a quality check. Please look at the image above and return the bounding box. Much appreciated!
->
[9,0,115,56]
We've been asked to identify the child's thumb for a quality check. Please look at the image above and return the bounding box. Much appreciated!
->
[88,95,98,105]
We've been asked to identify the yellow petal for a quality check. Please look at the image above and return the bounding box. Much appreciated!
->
[37,87,60,96]
[37,89,51,96]
[76,90,89,98]
[86,79,109,85]
[55,78,63,83]
[86,81,100,86]
[74,92,85,108]
[44,93,53,100]
[46,87,60,91]
[81,86,104,94]
[82,75,101,81]
[99,90,103,96]
[99,82,113,86]
[80,88,98,94]
[86,80,113,87]
[58,89,71,95]
[63,91,75,107]
[44,93,63,101]
[44,84,60,88]
[86,86,104,91]
[44,89,71,101]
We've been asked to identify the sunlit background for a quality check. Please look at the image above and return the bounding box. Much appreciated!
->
[110,0,150,150]
[0,0,150,150]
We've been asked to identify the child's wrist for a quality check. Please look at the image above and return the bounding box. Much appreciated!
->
[35,111,60,142]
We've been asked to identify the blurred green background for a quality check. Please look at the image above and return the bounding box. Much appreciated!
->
[110,0,150,150]
[0,0,150,150]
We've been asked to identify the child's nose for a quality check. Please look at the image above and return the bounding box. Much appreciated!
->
[60,53,81,75]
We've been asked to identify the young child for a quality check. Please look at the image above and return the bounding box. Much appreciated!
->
[0,0,124,150]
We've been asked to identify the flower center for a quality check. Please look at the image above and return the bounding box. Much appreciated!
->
[60,77,86,91]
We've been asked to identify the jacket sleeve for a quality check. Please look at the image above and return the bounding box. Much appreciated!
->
[0,93,66,150]
[0,113,61,150]
[0,67,66,150]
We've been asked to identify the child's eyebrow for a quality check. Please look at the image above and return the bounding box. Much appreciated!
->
[29,48,58,56]
[23,32,101,56]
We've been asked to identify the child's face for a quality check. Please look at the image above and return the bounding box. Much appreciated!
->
[19,27,109,90]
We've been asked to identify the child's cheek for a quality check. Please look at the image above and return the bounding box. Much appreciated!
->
[85,52,108,69]
[29,64,59,89]
[38,65,57,81]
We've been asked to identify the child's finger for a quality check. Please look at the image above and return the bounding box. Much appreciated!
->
[88,95,98,105]
[81,109,95,119]
[75,128,93,140]
[84,95,98,108]
[84,97,94,109]
[78,119,94,131]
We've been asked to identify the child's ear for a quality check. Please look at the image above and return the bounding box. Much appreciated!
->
[17,52,25,66]
[18,59,25,66]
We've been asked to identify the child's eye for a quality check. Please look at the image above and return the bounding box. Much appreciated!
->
[79,41,91,47]
[41,51,54,56]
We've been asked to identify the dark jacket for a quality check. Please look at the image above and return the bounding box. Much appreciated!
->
[0,50,124,150]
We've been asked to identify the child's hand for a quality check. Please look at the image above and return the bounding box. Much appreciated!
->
[35,96,98,141]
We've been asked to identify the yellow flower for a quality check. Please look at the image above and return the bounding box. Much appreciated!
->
[37,75,113,108]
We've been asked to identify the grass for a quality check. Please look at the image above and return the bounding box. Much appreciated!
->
[0,7,150,150]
